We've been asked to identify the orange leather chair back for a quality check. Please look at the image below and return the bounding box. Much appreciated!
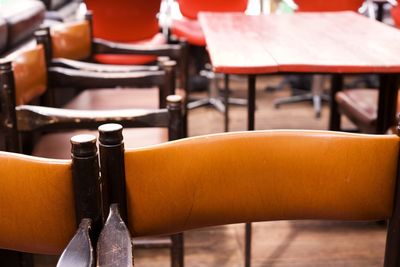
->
[0,152,76,254]
[295,0,364,12]
[178,0,248,20]
[124,130,399,237]
[51,21,92,60]
[84,0,161,42]
[11,45,47,105]
[391,5,400,28]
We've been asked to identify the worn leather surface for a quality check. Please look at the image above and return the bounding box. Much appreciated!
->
[11,45,47,105]
[33,128,168,159]
[0,0,45,48]
[295,0,364,12]
[0,17,7,54]
[51,21,91,60]
[94,33,166,65]
[124,130,399,237]
[178,0,248,19]
[0,152,76,254]
[171,18,205,46]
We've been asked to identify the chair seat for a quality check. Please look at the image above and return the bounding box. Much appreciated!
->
[64,87,186,110]
[171,18,205,46]
[94,33,167,65]
[336,89,400,133]
[32,128,168,159]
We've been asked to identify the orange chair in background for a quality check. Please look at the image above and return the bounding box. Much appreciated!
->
[391,4,400,27]
[84,0,165,65]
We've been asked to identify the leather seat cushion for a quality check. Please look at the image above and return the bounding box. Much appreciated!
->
[336,89,400,132]
[94,33,167,65]
[171,18,205,46]
[63,87,186,110]
[0,17,7,54]
[32,128,168,159]
[0,0,45,48]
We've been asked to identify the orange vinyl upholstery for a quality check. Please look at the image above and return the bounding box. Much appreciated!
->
[171,0,248,46]
[124,130,399,237]
[295,0,364,12]
[51,21,92,61]
[84,0,164,65]
[10,45,47,105]
[391,5,400,28]
[0,152,76,254]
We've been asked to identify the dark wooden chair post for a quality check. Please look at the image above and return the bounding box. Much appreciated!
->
[383,121,400,267]
[98,123,127,222]
[166,95,185,267]
[0,61,20,152]
[34,28,55,107]
[159,60,177,108]
[167,95,184,141]
[84,11,95,61]
[70,134,102,245]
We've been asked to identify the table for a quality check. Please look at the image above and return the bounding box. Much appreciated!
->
[199,11,400,134]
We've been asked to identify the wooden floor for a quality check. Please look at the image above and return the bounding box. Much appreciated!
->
[36,75,386,266]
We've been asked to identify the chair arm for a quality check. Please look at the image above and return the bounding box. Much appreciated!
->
[48,66,165,89]
[16,105,169,131]
[93,38,182,59]
[51,58,159,73]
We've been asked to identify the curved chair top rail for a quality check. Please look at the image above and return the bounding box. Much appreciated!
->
[124,130,399,236]
[0,152,76,254]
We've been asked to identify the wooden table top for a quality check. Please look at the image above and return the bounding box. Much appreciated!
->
[199,11,400,74]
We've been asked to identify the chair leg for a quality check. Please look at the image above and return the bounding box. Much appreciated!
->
[170,233,184,267]
[245,223,252,267]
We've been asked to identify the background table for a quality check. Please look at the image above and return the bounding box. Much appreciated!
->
[200,11,400,133]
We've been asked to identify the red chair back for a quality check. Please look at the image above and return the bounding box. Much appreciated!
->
[84,0,161,42]
[391,5,400,28]
[178,0,248,19]
[295,0,364,12]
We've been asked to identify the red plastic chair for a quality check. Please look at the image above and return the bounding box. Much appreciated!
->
[294,0,364,12]
[171,0,248,46]
[391,5,400,27]
[84,0,165,65]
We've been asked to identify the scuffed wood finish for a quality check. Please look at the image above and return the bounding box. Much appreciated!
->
[56,219,94,267]
[15,105,169,131]
[48,67,165,89]
[199,12,400,74]
[97,204,133,267]
[93,38,182,59]
[51,58,159,72]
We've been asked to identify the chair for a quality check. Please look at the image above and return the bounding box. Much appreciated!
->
[83,0,166,65]
[96,125,400,266]
[0,135,101,266]
[37,17,189,135]
[170,0,248,125]
[272,0,365,118]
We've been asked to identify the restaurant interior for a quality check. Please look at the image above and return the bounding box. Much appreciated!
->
[1,0,400,266]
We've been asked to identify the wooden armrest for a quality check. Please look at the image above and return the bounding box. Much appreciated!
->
[56,219,94,267]
[93,38,182,59]
[48,66,165,89]
[97,204,133,267]
[16,105,169,131]
[51,58,159,73]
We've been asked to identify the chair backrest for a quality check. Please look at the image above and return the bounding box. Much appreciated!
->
[294,0,364,12]
[178,0,248,19]
[95,128,400,265]
[391,5,400,28]
[0,135,101,256]
[84,0,162,42]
